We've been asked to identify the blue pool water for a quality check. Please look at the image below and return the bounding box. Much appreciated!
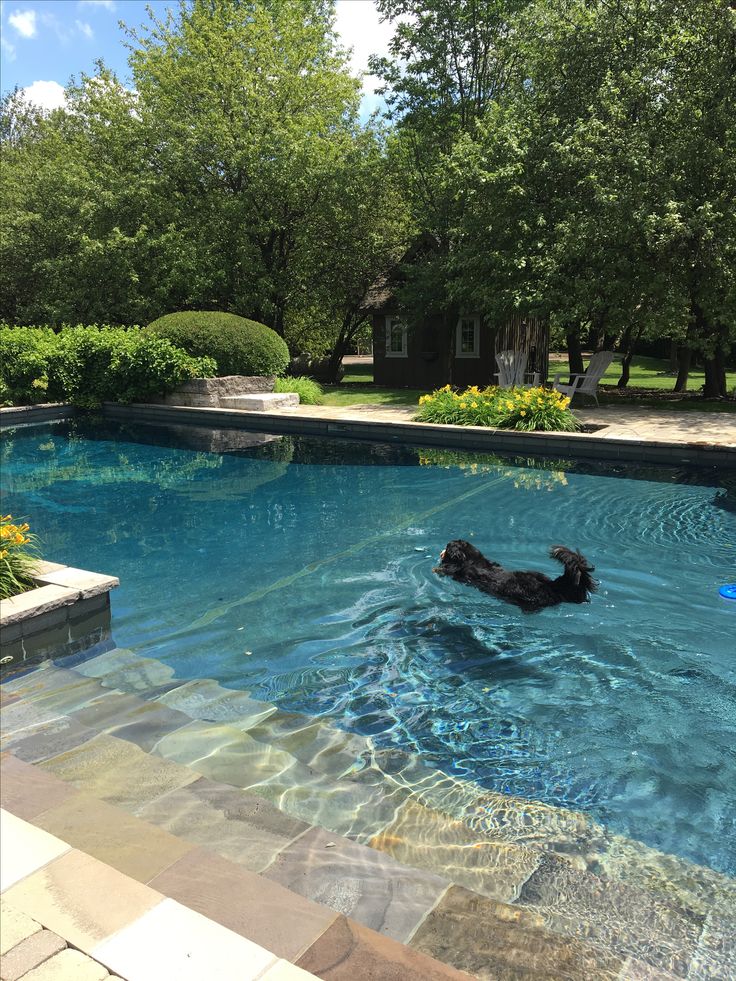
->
[2,419,735,875]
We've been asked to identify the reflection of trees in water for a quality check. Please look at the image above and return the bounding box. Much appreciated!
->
[418,448,571,492]
[1,424,296,504]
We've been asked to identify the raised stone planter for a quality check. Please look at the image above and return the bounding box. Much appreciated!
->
[0,561,118,674]
[147,375,275,409]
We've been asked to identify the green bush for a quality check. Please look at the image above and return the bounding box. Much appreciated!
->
[0,325,215,408]
[146,311,290,377]
[415,384,581,432]
[0,327,58,405]
[273,375,324,405]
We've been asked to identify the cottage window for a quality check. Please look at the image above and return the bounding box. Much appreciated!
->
[385,317,408,357]
[456,316,480,358]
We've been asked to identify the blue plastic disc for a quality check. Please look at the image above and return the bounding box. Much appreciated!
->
[719,584,736,601]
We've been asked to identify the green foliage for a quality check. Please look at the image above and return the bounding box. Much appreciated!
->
[0,514,40,600]
[0,327,57,405]
[0,325,215,408]
[273,375,324,405]
[415,385,580,432]
[146,312,289,377]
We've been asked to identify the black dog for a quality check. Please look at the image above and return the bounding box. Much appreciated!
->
[434,540,597,611]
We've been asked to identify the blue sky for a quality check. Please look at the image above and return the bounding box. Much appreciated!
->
[0,0,392,113]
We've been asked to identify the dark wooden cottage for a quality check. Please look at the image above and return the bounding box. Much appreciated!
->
[368,295,549,391]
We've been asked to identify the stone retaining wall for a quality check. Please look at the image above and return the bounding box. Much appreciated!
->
[0,562,119,674]
[146,375,275,408]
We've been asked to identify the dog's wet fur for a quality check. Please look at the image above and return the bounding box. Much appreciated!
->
[434,540,597,611]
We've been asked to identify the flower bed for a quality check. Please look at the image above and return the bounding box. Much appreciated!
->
[415,384,580,432]
[1,514,39,600]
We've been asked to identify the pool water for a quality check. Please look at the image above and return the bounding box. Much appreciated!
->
[2,419,735,875]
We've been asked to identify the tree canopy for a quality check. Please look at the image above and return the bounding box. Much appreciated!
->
[1,0,734,392]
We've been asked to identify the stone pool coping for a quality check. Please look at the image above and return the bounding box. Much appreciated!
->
[0,758,469,981]
[2,400,734,467]
[0,803,323,981]
[0,562,118,673]
[104,401,736,468]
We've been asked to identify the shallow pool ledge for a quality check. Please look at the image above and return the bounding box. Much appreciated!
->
[0,561,118,674]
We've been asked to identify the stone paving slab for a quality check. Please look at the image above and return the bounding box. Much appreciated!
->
[38,732,200,809]
[31,568,118,600]
[33,793,195,884]
[296,915,473,981]
[2,715,98,766]
[0,754,77,821]
[264,401,736,449]
[2,849,163,952]
[1,772,470,981]
[517,854,703,975]
[147,846,338,961]
[370,800,541,903]
[0,810,71,892]
[90,898,278,981]
[263,824,449,943]
[410,885,624,981]
[135,775,310,872]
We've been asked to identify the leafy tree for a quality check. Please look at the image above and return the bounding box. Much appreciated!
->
[126,0,360,334]
[370,0,529,379]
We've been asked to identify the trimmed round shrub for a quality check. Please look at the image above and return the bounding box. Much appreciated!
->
[146,312,289,377]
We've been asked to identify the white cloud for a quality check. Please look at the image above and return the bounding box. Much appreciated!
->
[76,19,93,39]
[21,80,66,112]
[77,0,115,10]
[1,35,16,61]
[8,8,37,38]
[334,0,393,95]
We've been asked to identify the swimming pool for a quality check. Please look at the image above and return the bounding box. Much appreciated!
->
[2,418,735,876]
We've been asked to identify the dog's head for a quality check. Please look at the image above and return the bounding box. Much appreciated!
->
[433,539,483,574]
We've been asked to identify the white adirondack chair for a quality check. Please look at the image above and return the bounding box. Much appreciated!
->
[553,351,615,406]
[495,350,539,388]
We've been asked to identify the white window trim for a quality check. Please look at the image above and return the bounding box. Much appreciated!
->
[455,316,480,358]
[385,316,408,358]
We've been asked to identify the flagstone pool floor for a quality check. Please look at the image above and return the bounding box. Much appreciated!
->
[2,647,735,981]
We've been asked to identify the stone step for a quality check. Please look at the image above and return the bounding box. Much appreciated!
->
[3,654,735,978]
[220,393,299,411]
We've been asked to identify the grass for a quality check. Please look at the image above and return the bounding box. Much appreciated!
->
[591,354,736,392]
[322,364,422,406]
[320,358,736,413]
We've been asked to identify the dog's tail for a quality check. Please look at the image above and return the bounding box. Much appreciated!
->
[550,546,597,602]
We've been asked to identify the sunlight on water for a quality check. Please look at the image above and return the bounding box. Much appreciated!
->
[2,420,735,875]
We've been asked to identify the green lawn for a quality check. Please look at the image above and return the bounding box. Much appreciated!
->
[593,353,736,392]
[322,364,423,406]
[320,357,736,412]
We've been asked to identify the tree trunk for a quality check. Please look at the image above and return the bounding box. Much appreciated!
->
[565,325,584,377]
[616,325,641,388]
[702,326,728,398]
[674,346,692,392]
[668,338,679,374]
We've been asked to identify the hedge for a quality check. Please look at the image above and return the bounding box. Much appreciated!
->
[0,325,216,408]
[145,311,290,377]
